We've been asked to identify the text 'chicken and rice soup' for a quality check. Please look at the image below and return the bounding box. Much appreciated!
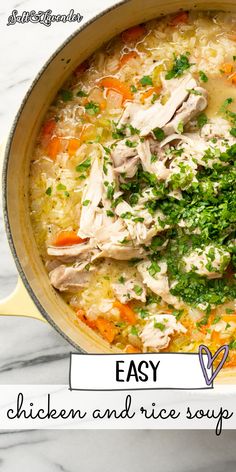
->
[30,11,236,360]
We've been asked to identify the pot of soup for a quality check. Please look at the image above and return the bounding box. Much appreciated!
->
[2,0,236,378]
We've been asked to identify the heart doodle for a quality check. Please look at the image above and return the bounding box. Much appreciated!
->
[198,344,229,386]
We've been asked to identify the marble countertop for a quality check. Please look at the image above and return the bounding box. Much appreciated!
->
[1,0,236,469]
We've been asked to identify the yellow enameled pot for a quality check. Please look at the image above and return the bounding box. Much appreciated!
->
[1,0,236,381]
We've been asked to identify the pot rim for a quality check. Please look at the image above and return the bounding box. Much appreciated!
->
[2,0,129,352]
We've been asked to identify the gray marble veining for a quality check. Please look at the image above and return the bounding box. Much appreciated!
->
[0,430,235,471]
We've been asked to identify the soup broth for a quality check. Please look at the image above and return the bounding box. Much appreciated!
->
[29,10,236,362]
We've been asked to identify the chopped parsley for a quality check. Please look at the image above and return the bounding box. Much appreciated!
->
[45,186,52,196]
[151,154,157,163]
[130,326,139,336]
[76,157,91,173]
[121,212,133,220]
[133,216,144,223]
[212,315,221,325]
[148,261,161,277]
[187,88,203,96]
[112,122,126,139]
[133,285,143,296]
[85,101,100,115]
[82,199,90,206]
[76,90,88,97]
[229,339,236,350]
[172,309,184,320]
[199,70,208,83]
[151,93,159,104]
[127,124,140,136]
[165,53,192,80]
[220,97,233,113]
[130,84,138,93]
[197,113,208,129]
[138,308,149,319]
[106,210,114,217]
[125,139,138,148]
[153,127,165,141]
[154,321,166,331]
[177,121,184,133]
[118,275,126,284]
[150,236,164,252]
[140,75,153,86]
[107,183,115,200]
[60,89,73,101]
[219,97,236,137]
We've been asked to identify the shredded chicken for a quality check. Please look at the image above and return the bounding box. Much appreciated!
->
[111,137,139,167]
[47,241,95,263]
[163,87,208,135]
[112,278,146,303]
[99,242,146,260]
[140,314,187,350]
[49,262,92,292]
[137,140,171,180]
[78,158,104,239]
[183,245,230,279]
[114,156,139,179]
[119,74,197,136]
[200,117,232,140]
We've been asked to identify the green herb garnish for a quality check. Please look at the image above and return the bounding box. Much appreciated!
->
[153,127,165,141]
[60,89,73,101]
[85,101,100,115]
[154,321,166,331]
[140,75,153,86]
[45,186,52,196]
[82,199,90,206]
[165,53,192,80]
[77,90,88,97]
[133,285,143,296]
[199,71,208,83]
[76,157,91,173]
[197,113,208,129]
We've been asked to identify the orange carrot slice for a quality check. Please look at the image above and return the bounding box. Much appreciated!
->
[222,314,236,323]
[119,51,139,68]
[42,118,56,137]
[170,11,189,26]
[140,86,161,104]
[228,34,236,42]
[46,136,62,160]
[220,63,234,75]
[77,309,96,329]
[224,351,236,368]
[211,330,222,344]
[96,317,118,343]
[67,138,80,156]
[231,72,236,84]
[53,231,87,247]
[98,76,133,102]
[113,300,137,325]
[125,345,141,353]
[121,25,146,43]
